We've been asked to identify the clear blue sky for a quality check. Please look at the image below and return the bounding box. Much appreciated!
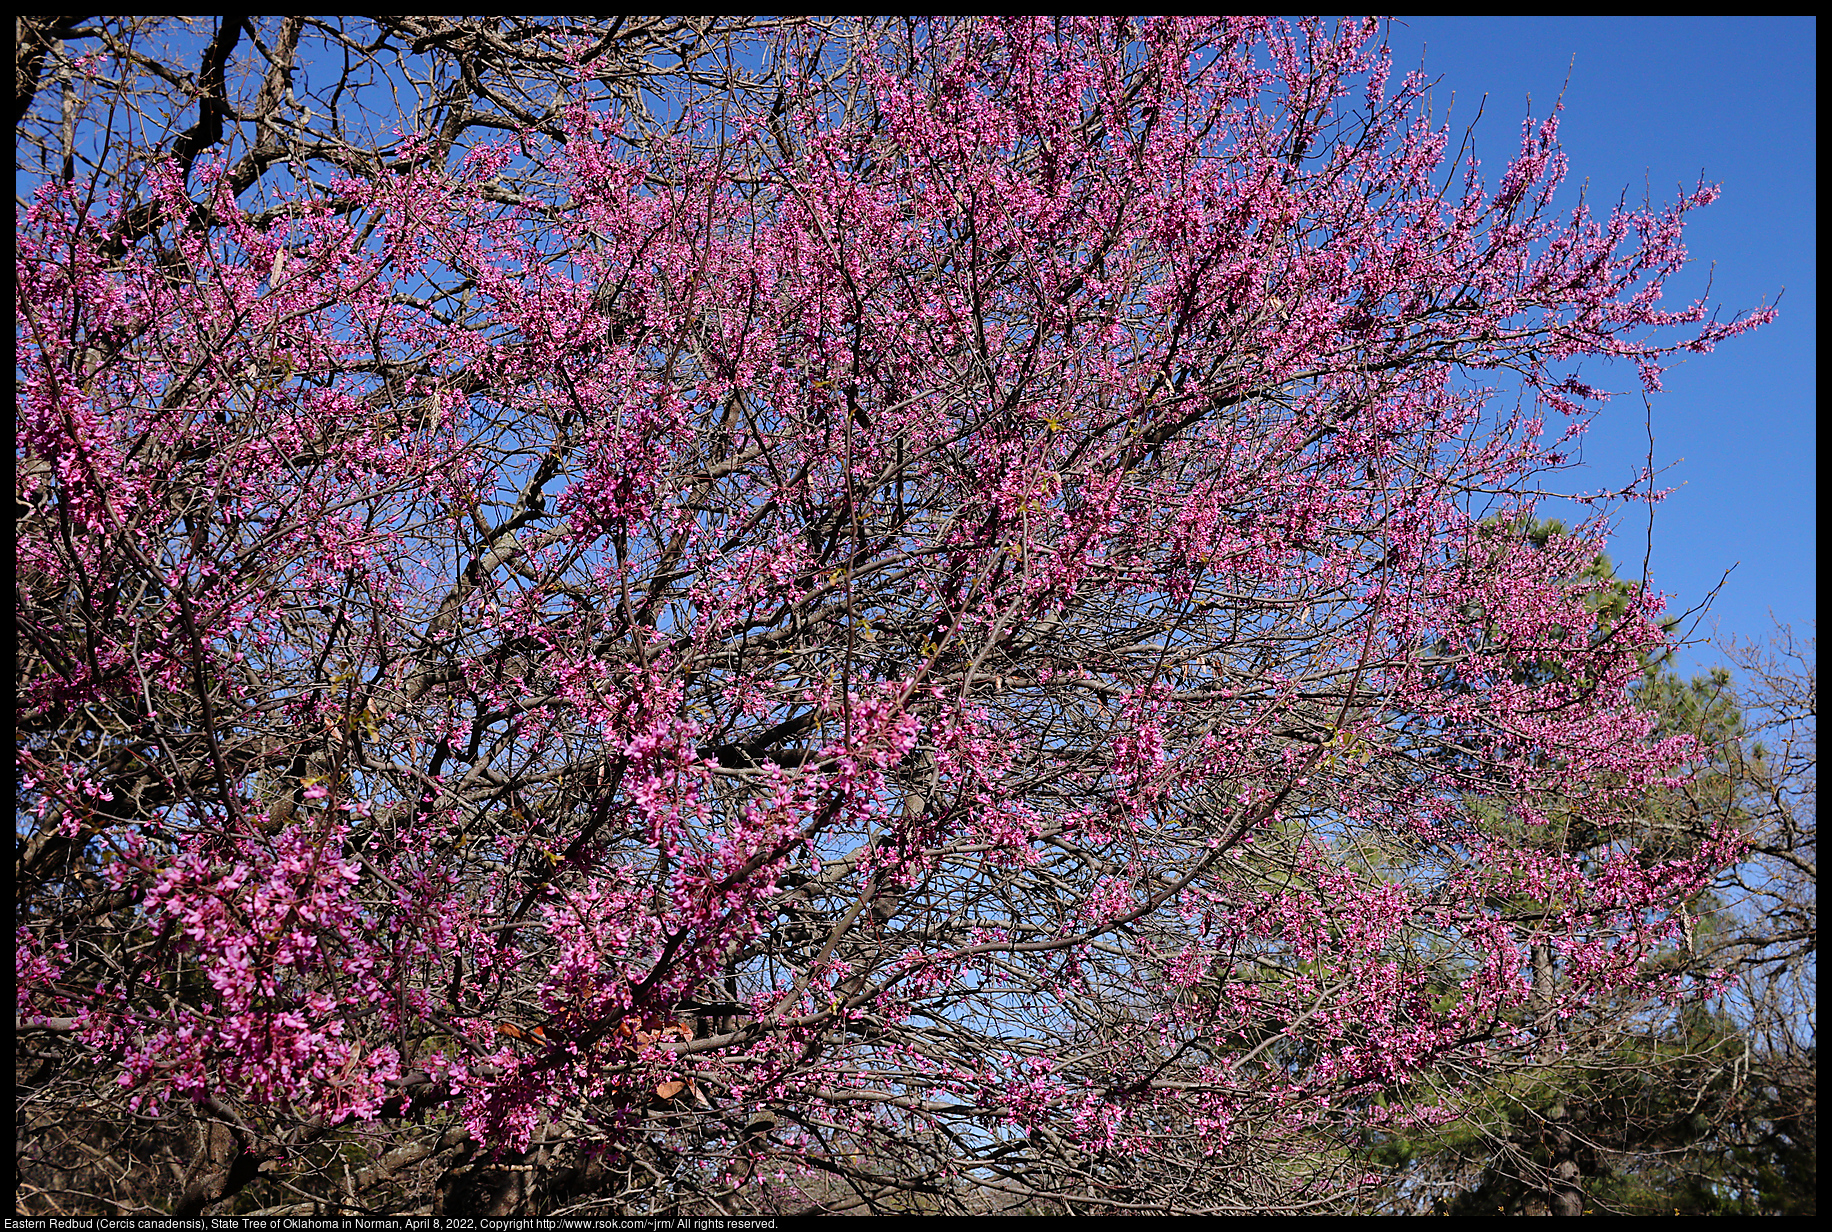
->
[1389,17,1816,675]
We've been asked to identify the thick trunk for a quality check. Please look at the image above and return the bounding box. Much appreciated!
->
[1545,1103,1584,1216]
[1533,944,1583,1216]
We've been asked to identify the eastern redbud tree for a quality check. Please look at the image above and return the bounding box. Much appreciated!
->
[16,17,1771,1217]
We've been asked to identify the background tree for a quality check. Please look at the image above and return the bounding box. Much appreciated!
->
[1360,602,1814,1215]
[16,17,1774,1216]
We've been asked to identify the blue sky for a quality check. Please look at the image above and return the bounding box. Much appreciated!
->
[1389,17,1816,676]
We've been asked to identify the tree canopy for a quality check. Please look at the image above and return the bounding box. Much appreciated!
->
[15,17,1778,1216]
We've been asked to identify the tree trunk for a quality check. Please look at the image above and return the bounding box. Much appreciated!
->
[1545,1104,1583,1216]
